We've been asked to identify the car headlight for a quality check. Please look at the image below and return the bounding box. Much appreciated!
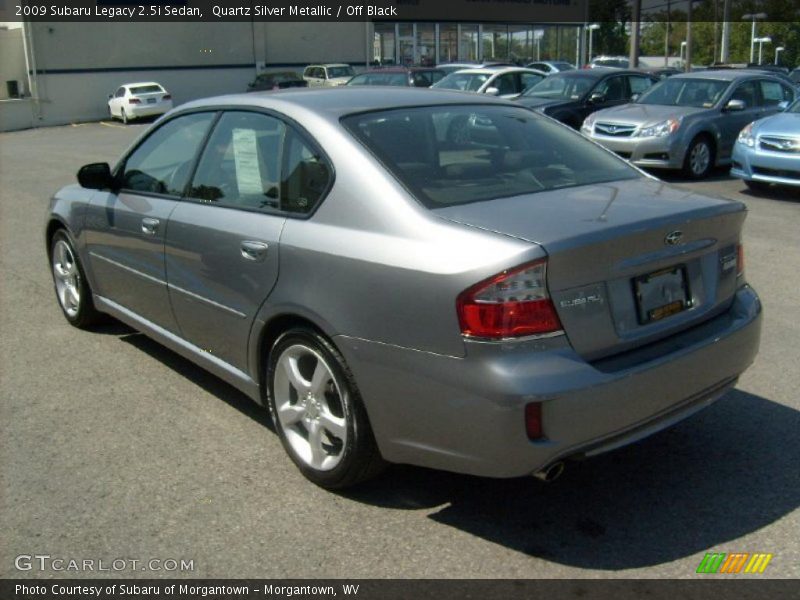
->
[737,123,756,147]
[635,118,681,138]
[581,114,597,134]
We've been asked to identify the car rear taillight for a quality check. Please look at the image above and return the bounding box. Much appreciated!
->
[128,98,141,104]
[162,94,172,100]
[737,243,745,278]
[525,403,543,440]
[456,259,563,339]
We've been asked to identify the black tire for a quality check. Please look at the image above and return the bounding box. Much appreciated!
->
[121,108,128,125]
[744,180,770,193]
[682,135,715,179]
[266,327,386,489]
[49,229,104,328]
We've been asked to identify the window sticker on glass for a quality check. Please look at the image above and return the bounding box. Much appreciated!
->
[232,128,263,195]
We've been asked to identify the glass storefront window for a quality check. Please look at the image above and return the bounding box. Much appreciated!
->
[373,23,396,66]
[482,25,509,61]
[459,24,479,62]
[398,23,414,66]
[416,23,436,66]
[509,26,532,63]
[439,24,458,64]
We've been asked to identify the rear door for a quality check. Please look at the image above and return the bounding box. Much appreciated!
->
[84,112,216,331]
[164,110,333,372]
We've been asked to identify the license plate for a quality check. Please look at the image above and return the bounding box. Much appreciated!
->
[633,266,690,324]
[147,98,156,104]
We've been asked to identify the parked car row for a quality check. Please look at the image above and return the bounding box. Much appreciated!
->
[106,62,800,189]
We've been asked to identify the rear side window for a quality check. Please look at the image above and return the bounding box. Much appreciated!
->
[343,105,639,209]
[189,112,285,211]
[121,112,215,195]
[189,111,332,215]
[629,75,656,95]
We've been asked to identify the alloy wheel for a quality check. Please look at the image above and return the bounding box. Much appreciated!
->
[689,141,710,176]
[52,239,81,317]
[273,344,348,471]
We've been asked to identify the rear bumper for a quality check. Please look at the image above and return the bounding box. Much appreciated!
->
[588,133,687,170]
[127,102,173,119]
[336,285,762,478]
[731,143,800,187]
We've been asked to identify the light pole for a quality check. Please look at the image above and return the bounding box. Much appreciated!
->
[755,36,771,65]
[586,23,600,65]
[679,40,687,68]
[742,12,767,64]
[775,46,785,65]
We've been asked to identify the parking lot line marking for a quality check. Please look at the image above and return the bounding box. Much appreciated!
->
[100,121,125,129]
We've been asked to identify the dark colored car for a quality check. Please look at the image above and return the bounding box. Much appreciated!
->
[638,67,682,80]
[345,67,446,88]
[515,68,659,129]
[247,72,308,92]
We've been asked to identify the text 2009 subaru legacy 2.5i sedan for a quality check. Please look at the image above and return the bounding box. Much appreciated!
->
[46,88,762,489]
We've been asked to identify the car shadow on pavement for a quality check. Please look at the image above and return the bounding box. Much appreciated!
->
[344,389,800,570]
[115,329,275,432]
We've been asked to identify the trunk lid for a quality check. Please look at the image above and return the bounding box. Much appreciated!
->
[436,178,746,360]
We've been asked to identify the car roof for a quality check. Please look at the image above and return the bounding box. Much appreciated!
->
[124,82,162,88]
[362,66,442,73]
[308,63,351,69]
[450,67,542,75]
[553,68,642,79]
[178,87,512,122]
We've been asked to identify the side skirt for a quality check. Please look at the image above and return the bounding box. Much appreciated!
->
[94,294,262,404]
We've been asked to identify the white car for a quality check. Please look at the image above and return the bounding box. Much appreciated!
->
[526,61,576,74]
[302,64,356,87]
[431,67,547,99]
[108,82,173,124]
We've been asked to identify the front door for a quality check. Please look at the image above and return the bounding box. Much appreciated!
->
[84,112,216,331]
[164,111,287,371]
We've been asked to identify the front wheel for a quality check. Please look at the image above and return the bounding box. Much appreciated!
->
[266,327,385,489]
[50,230,103,328]
[683,136,714,179]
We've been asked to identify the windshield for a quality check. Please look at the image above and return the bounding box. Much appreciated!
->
[521,74,594,100]
[343,105,639,209]
[328,66,355,78]
[788,98,800,113]
[433,72,491,92]
[594,59,628,68]
[637,78,730,107]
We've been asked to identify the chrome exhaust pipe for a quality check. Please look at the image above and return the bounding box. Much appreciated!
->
[533,461,565,483]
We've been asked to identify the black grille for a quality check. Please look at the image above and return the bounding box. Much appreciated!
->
[759,136,800,153]
[595,122,637,137]
[752,166,800,180]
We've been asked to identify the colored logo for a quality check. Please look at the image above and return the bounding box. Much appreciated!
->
[696,552,774,574]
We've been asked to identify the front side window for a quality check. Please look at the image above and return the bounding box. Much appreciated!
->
[520,72,544,93]
[327,66,355,79]
[593,76,627,101]
[730,80,759,108]
[491,73,518,95]
[343,105,639,209]
[121,112,215,195]
[629,75,656,95]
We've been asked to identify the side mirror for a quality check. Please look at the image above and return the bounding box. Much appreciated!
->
[108,94,113,99]
[724,98,746,112]
[485,86,501,96]
[77,162,114,190]
[588,91,606,104]
[778,100,790,111]
[630,93,640,101]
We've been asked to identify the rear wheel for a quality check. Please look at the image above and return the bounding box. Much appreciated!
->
[50,229,103,328]
[121,108,129,124]
[266,327,385,489]
[683,135,714,179]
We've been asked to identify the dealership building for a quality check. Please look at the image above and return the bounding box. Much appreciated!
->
[0,3,588,131]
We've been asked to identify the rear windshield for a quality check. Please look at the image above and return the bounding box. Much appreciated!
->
[343,105,639,209]
[433,72,491,92]
[637,78,730,107]
[347,72,409,86]
[129,85,163,94]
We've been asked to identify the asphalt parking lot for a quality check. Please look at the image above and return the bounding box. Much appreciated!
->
[1,121,798,579]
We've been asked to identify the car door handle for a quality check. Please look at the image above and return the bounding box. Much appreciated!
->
[141,217,160,235]
[240,240,269,262]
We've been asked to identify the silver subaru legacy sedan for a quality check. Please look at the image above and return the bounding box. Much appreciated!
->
[46,88,762,489]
